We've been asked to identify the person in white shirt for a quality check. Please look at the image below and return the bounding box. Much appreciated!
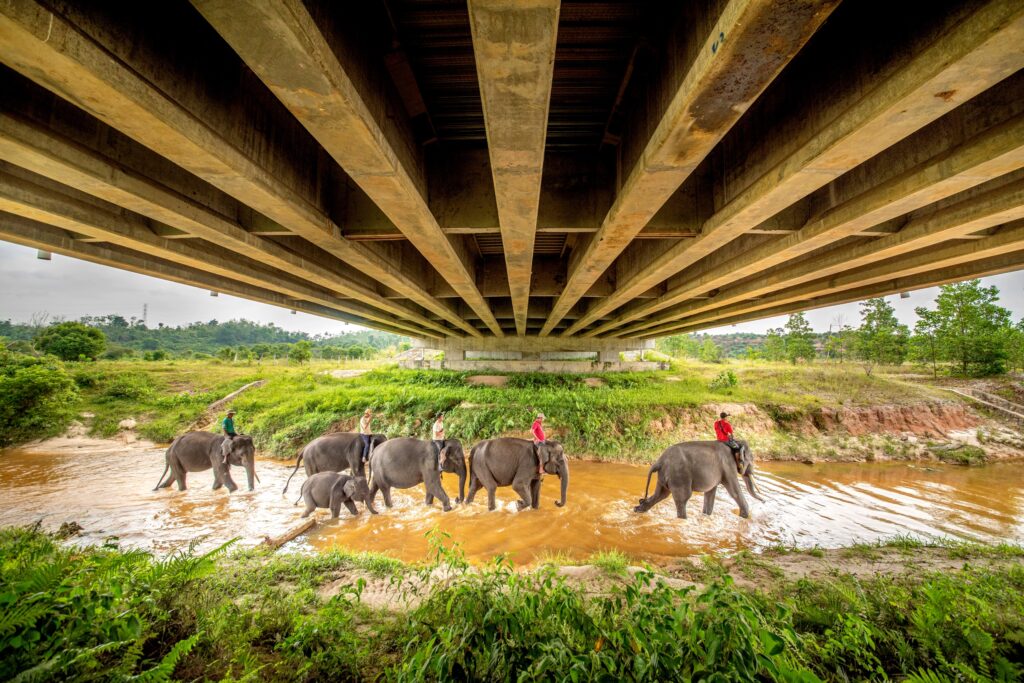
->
[431,413,445,470]
[359,408,373,461]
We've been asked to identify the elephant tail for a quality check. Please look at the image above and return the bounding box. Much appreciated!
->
[283,450,304,495]
[153,463,170,491]
[641,462,660,503]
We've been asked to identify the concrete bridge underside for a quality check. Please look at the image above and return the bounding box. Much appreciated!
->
[1,0,1023,355]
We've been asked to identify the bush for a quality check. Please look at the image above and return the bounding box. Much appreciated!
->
[0,350,79,447]
[708,370,738,390]
[100,373,154,401]
[102,344,135,360]
[33,321,106,361]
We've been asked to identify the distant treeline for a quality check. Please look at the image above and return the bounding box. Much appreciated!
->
[0,315,408,357]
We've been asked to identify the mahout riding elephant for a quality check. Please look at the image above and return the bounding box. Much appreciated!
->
[634,440,764,519]
[282,432,387,497]
[299,472,377,518]
[154,432,257,492]
[465,438,569,511]
[367,437,466,512]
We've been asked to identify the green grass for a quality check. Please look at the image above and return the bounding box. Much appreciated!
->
[586,549,630,574]
[53,358,950,461]
[5,526,1023,682]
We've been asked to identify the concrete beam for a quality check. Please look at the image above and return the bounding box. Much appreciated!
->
[0,0,471,335]
[639,247,1024,338]
[469,0,558,335]
[191,0,502,336]
[436,337,650,354]
[569,0,1024,335]
[636,220,1024,337]
[614,175,1024,335]
[0,214,424,337]
[0,111,458,338]
[591,113,1024,336]
[0,170,443,338]
[538,0,839,335]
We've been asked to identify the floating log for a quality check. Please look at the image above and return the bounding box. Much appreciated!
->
[262,517,316,550]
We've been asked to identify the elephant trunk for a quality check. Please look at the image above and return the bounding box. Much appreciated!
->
[556,460,569,507]
[744,472,765,502]
[456,470,466,504]
[246,457,255,491]
[363,494,378,515]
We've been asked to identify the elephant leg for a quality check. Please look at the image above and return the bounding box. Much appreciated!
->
[634,473,670,512]
[702,487,718,515]
[722,477,750,518]
[465,474,481,505]
[368,479,380,507]
[512,479,533,511]
[171,461,187,491]
[424,474,451,512]
[382,485,394,509]
[301,498,316,518]
[530,478,541,509]
[424,492,434,505]
[671,487,692,519]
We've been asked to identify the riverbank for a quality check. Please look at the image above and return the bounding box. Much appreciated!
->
[45,359,1024,464]
[3,525,1021,682]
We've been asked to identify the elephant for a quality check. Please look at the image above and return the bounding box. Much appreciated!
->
[367,437,467,512]
[465,438,569,511]
[154,432,257,492]
[282,432,387,498]
[634,440,765,519]
[298,472,377,518]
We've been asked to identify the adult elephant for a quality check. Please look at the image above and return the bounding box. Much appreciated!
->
[367,438,466,512]
[465,438,568,511]
[282,432,386,497]
[154,432,257,492]
[634,440,764,519]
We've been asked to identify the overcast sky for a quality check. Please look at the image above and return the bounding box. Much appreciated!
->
[1,240,1022,336]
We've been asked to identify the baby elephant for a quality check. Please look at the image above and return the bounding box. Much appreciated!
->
[299,472,378,518]
[634,440,765,519]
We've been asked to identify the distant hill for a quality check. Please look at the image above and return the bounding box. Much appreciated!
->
[0,316,408,355]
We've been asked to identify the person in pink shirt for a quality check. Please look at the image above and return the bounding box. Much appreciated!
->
[532,412,546,476]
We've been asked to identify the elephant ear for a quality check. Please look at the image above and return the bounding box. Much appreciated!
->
[342,478,358,499]
[439,446,449,468]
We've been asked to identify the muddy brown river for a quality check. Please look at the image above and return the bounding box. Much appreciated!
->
[1,446,1022,565]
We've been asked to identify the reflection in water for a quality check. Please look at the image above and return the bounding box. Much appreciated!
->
[1,447,1022,565]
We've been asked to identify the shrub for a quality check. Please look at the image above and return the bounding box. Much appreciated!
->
[100,373,154,401]
[33,321,106,361]
[709,370,738,390]
[0,350,79,447]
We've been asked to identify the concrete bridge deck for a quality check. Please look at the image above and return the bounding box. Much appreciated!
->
[0,0,1022,355]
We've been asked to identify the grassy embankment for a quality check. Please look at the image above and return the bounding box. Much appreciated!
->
[62,358,981,462]
[2,525,1022,682]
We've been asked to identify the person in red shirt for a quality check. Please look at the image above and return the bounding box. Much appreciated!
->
[532,412,546,477]
[714,411,741,462]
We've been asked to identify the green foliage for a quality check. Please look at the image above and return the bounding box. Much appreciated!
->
[0,527,226,682]
[33,321,106,361]
[698,337,722,363]
[656,333,700,358]
[763,327,787,362]
[288,340,313,364]
[784,314,817,364]
[0,350,78,447]
[911,280,1015,376]
[854,298,909,368]
[708,369,738,390]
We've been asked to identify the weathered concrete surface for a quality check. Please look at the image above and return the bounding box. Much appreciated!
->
[567,0,1024,336]
[540,0,840,335]
[592,110,1024,336]
[191,0,501,336]
[0,214,423,337]
[469,0,559,335]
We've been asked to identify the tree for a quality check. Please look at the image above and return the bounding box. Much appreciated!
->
[854,298,909,369]
[0,349,79,447]
[698,338,722,363]
[910,308,942,379]
[33,322,106,361]
[762,328,786,362]
[288,341,313,364]
[656,334,700,358]
[1005,321,1024,373]
[823,325,854,363]
[783,314,816,363]
[928,280,1012,375]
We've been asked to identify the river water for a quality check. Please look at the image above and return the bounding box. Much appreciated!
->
[1,446,1022,565]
